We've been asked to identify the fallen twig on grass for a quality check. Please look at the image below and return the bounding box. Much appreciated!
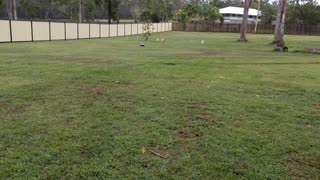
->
[142,147,168,159]
[148,149,168,159]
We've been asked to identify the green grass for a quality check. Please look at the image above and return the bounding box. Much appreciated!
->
[0,32,319,179]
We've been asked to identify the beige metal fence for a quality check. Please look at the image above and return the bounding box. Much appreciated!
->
[0,20,172,43]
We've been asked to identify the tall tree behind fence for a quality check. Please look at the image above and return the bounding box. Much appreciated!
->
[172,23,320,35]
[0,20,172,43]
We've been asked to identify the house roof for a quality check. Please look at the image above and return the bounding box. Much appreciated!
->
[219,6,261,16]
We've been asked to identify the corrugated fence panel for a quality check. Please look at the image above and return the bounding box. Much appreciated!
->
[66,23,77,39]
[90,24,100,38]
[12,21,32,42]
[0,20,11,42]
[118,24,125,36]
[153,23,158,32]
[110,24,117,37]
[138,24,143,34]
[1,21,172,43]
[132,24,138,35]
[125,24,131,36]
[79,23,89,39]
[32,21,49,41]
[161,23,165,32]
[51,22,65,40]
[101,24,109,38]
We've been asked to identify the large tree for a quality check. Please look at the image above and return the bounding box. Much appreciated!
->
[239,0,252,41]
[272,0,287,47]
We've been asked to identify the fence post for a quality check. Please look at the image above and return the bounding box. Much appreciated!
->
[124,23,126,36]
[9,20,12,42]
[31,20,34,42]
[137,23,139,35]
[117,23,119,36]
[131,23,133,36]
[108,24,110,38]
[64,21,67,40]
[49,21,51,41]
[99,23,101,38]
[77,22,79,40]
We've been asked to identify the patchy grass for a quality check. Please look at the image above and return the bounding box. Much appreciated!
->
[0,32,320,179]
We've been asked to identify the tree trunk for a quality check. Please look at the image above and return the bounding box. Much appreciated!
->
[107,0,112,24]
[239,0,251,41]
[79,0,82,23]
[273,0,287,47]
[12,0,17,20]
[6,0,13,20]
[254,0,261,33]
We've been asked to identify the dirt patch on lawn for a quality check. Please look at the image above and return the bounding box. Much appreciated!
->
[171,100,222,140]
[285,156,320,179]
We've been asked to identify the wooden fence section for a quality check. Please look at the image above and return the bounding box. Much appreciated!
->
[0,20,172,43]
[172,23,320,35]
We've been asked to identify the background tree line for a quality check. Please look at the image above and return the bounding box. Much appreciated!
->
[0,0,319,24]
[0,0,185,22]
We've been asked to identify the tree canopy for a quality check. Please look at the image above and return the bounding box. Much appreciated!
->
[0,0,319,25]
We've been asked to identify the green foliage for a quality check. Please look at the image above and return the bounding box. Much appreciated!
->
[140,8,152,22]
[175,2,222,22]
[175,9,188,23]
[259,0,277,24]
[287,0,320,24]
[142,22,153,41]
[182,4,197,17]
[205,4,223,21]
[151,12,161,23]
[84,0,96,21]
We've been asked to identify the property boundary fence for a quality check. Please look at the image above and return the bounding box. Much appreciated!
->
[0,20,172,43]
[172,22,320,35]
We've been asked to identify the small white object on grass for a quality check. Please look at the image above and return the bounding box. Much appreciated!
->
[201,40,205,45]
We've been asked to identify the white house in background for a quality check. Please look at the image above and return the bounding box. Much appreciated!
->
[219,6,261,24]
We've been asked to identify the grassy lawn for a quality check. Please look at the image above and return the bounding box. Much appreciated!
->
[0,32,319,179]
